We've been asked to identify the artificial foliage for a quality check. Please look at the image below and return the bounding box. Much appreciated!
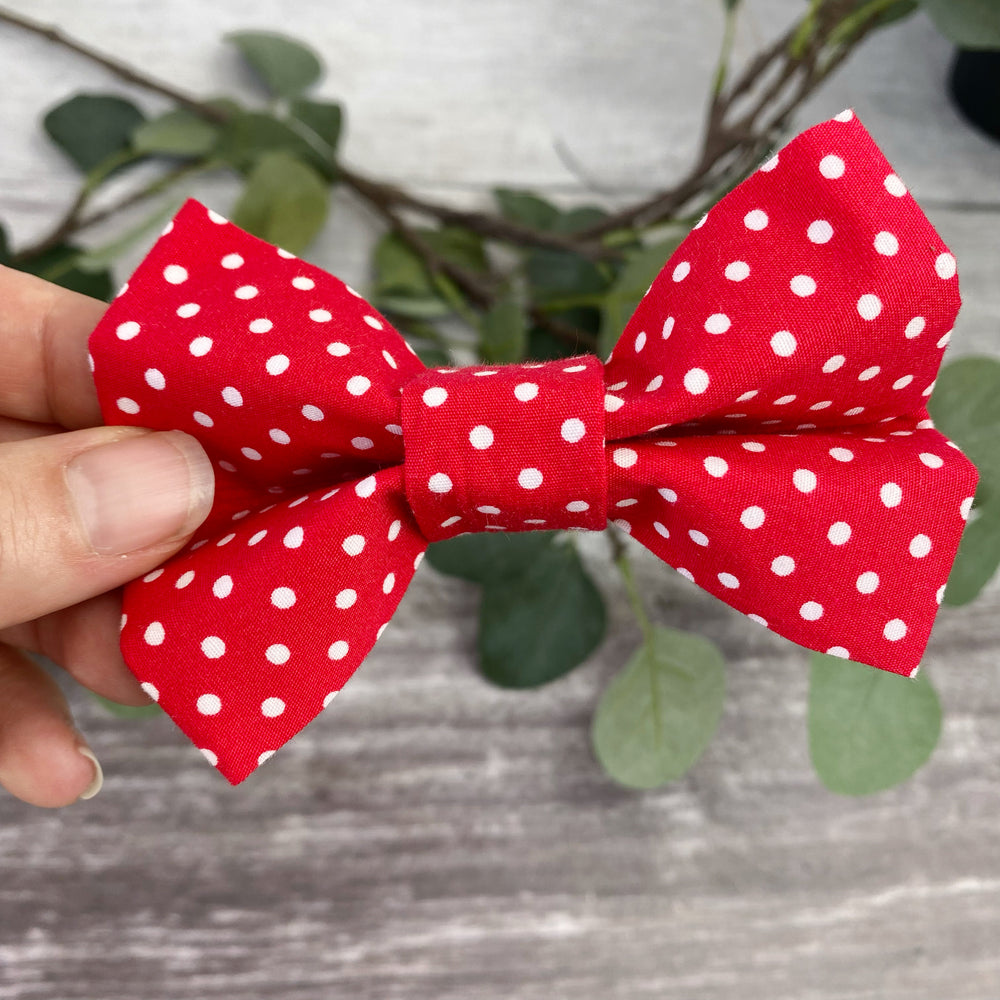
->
[0,0,996,793]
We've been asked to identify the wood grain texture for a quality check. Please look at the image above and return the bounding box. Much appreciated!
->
[2,1,1000,997]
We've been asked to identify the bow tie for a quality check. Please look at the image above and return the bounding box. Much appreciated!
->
[88,113,977,785]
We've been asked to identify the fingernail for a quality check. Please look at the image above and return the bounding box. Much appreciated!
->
[66,430,215,555]
[77,746,103,801]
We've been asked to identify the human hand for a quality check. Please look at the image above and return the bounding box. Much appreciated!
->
[0,264,214,807]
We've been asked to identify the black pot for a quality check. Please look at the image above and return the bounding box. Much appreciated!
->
[949,48,1000,141]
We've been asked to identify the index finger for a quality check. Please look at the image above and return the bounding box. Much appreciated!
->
[0,264,107,429]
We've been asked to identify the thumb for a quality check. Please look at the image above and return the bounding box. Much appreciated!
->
[0,425,214,628]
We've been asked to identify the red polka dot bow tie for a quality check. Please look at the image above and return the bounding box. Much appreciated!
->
[89,112,977,784]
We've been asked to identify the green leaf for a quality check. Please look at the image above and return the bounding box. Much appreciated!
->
[43,93,146,173]
[929,357,1000,480]
[928,356,1000,604]
[808,653,942,795]
[480,297,527,363]
[943,487,1000,605]
[16,244,113,300]
[226,30,323,98]
[0,223,10,265]
[371,232,448,321]
[91,693,163,718]
[426,531,557,584]
[525,248,609,303]
[554,205,609,234]
[74,200,180,274]
[374,293,450,320]
[527,326,574,361]
[215,111,334,179]
[825,0,918,47]
[132,110,219,157]
[231,151,330,254]
[494,189,561,231]
[598,239,681,358]
[373,232,432,296]
[290,98,343,153]
[410,341,452,367]
[371,228,485,322]
[478,540,606,688]
[591,626,726,789]
[421,227,488,274]
[919,0,1000,48]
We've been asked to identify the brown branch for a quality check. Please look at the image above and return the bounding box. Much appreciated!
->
[338,167,619,261]
[349,179,596,351]
[13,161,201,261]
[576,0,889,240]
[0,5,228,123]
[14,185,89,260]
[2,0,906,308]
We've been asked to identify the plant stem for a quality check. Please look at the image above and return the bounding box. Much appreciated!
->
[712,5,739,96]
[0,5,227,122]
[0,0,913,350]
[609,529,655,643]
[337,166,618,261]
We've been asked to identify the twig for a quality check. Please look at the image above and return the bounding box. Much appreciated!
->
[1,0,907,333]
[0,5,228,123]
[13,161,203,261]
[337,166,619,261]
[352,182,596,350]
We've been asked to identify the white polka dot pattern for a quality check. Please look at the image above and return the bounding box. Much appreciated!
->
[87,114,977,786]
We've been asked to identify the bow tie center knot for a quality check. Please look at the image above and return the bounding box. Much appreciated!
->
[400,356,609,541]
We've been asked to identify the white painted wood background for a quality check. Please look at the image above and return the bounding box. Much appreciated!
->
[2,2,1000,997]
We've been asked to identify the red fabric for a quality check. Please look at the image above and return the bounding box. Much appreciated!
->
[88,112,977,785]
[401,357,608,540]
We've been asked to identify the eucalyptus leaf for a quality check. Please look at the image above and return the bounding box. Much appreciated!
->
[942,488,1000,605]
[426,531,556,584]
[290,98,343,153]
[410,342,452,367]
[17,244,113,300]
[43,93,146,173]
[91,693,163,718]
[132,110,219,157]
[929,357,1000,480]
[478,540,606,688]
[592,626,726,789]
[373,232,433,297]
[828,0,918,45]
[528,326,576,361]
[215,111,334,179]
[480,297,527,363]
[226,30,323,98]
[374,293,450,320]
[372,228,484,321]
[808,653,942,796]
[598,239,681,358]
[919,0,1000,49]
[75,200,180,273]
[928,357,1000,604]
[554,205,610,235]
[526,248,609,302]
[422,227,488,274]
[231,151,330,254]
[494,189,561,231]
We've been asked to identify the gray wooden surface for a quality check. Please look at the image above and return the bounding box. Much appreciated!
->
[2,2,1000,998]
